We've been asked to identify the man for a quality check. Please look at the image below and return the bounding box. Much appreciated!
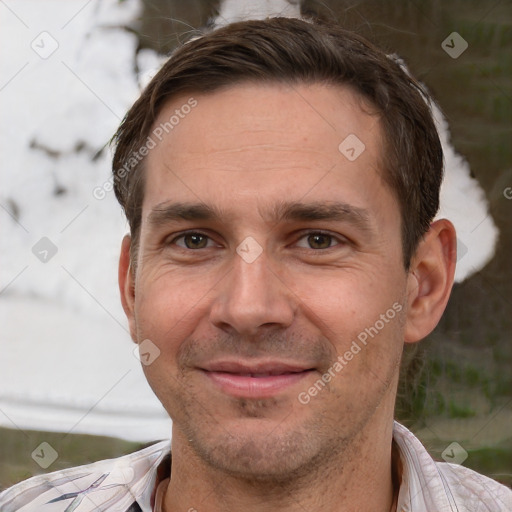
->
[1,16,510,512]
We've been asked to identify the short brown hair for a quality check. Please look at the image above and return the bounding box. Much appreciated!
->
[112,17,443,269]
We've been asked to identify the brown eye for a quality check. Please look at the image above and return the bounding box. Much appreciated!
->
[307,233,333,249]
[173,233,211,249]
[184,234,208,249]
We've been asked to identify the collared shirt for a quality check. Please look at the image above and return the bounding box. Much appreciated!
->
[1,422,510,511]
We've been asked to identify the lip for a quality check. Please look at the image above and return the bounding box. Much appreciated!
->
[200,360,315,399]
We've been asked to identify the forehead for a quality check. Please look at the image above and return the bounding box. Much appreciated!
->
[142,82,396,228]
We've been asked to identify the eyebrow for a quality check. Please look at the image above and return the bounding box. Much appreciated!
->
[147,202,223,228]
[269,201,372,232]
[147,200,374,234]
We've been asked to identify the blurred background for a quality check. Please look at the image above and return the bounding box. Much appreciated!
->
[0,0,510,490]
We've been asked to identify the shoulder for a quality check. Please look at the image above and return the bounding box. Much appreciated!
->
[0,440,170,512]
[392,422,512,511]
[435,461,512,512]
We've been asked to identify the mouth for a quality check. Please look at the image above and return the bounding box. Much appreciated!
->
[199,361,316,399]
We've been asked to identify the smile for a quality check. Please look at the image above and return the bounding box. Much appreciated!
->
[200,361,315,398]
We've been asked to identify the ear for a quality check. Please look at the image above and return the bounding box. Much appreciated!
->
[404,219,457,343]
[119,234,137,343]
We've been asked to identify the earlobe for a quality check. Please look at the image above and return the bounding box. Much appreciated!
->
[119,234,137,343]
[404,219,457,344]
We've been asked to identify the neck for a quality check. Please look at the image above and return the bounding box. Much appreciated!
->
[162,417,397,512]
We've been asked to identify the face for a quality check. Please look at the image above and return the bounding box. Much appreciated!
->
[123,83,411,480]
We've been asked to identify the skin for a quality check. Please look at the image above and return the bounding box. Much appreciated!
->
[119,83,456,512]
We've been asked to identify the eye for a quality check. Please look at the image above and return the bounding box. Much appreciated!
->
[172,232,214,249]
[295,231,344,250]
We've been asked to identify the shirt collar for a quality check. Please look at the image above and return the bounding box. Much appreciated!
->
[134,441,171,512]
[393,421,455,511]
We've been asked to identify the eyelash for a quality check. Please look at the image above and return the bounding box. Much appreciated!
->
[168,230,347,251]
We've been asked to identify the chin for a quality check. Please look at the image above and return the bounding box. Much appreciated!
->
[184,416,328,482]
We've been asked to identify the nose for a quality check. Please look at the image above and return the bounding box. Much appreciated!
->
[209,246,296,337]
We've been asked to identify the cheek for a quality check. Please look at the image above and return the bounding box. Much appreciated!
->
[297,268,400,328]
[133,267,215,350]
[293,268,406,374]
[133,273,211,403]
